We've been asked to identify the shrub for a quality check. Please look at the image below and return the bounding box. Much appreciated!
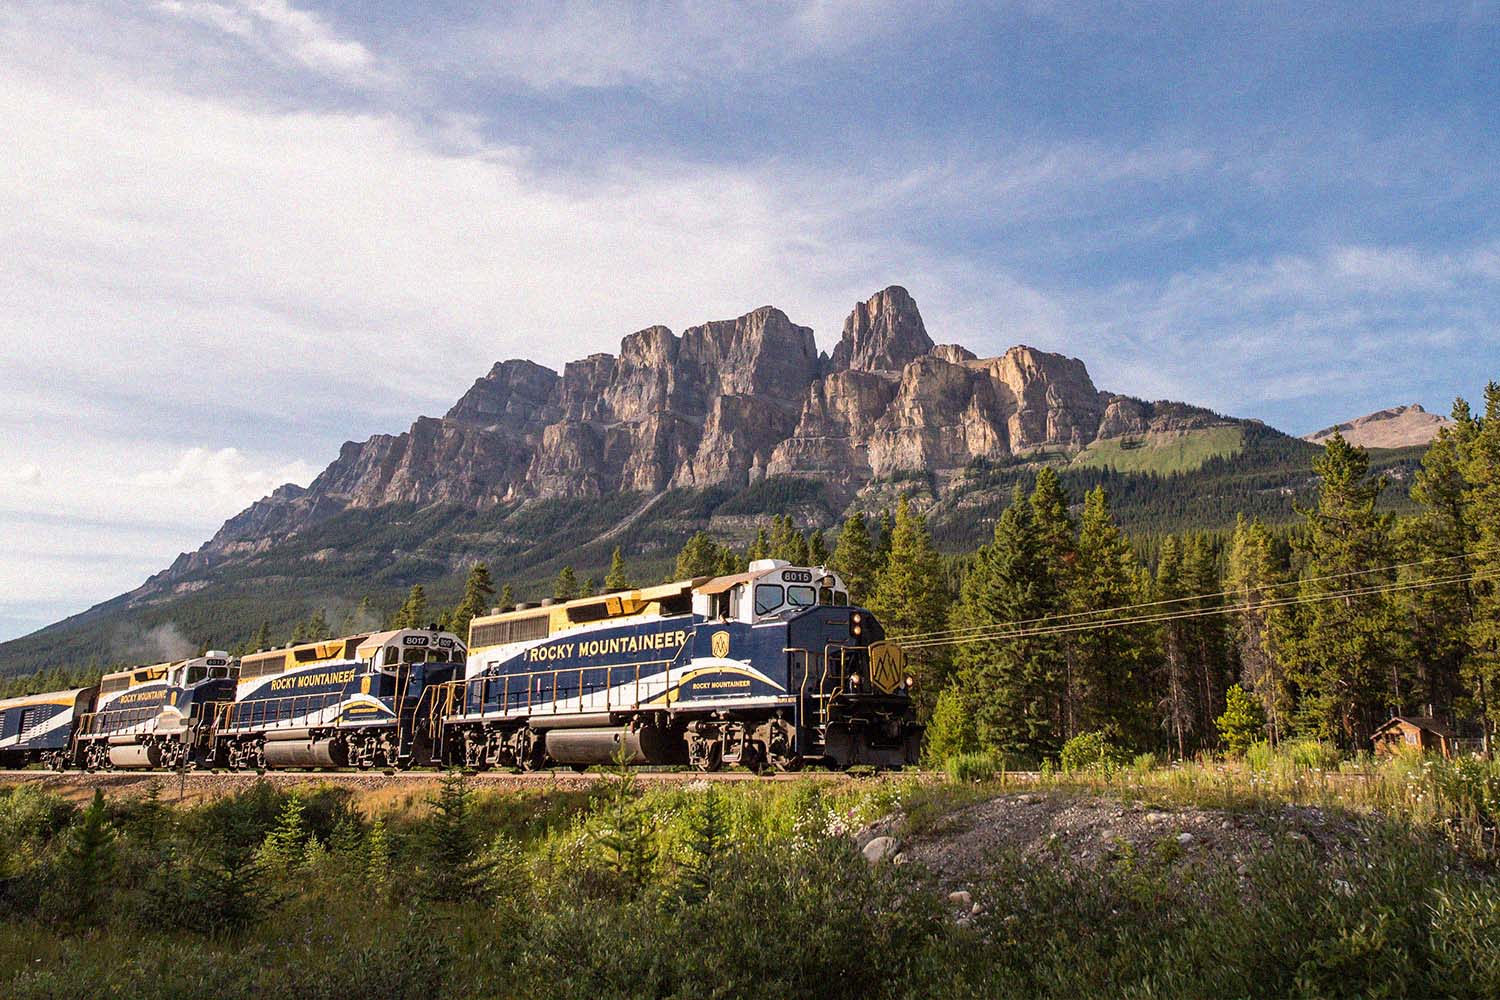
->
[1282,738,1342,770]
[1216,683,1265,756]
[945,751,1003,784]
[1059,730,1132,773]
[924,685,978,764]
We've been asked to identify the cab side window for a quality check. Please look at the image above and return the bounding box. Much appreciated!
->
[754,584,784,615]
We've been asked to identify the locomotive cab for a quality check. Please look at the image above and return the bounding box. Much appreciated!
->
[693,559,851,624]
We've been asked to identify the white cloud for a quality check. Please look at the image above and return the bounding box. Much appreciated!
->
[16,464,41,485]
[154,0,380,85]
[133,446,317,497]
[1058,243,1500,423]
[462,0,952,92]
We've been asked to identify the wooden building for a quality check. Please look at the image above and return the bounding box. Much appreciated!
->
[1371,716,1457,758]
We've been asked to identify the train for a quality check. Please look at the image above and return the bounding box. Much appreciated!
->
[0,560,920,773]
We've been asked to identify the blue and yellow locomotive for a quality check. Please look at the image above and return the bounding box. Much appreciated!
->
[76,653,236,770]
[218,627,464,769]
[438,560,921,771]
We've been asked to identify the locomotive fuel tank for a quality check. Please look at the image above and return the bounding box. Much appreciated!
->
[262,730,348,768]
[542,724,685,766]
[106,743,163,769]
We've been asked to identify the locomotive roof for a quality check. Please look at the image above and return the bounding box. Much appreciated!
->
[354,627,462,658]
[472,577,711,627]
[100,651,237,685]
[696,564,841,595]
[0,686,93,710]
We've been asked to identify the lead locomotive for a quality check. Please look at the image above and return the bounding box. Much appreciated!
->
[439,560,920,772]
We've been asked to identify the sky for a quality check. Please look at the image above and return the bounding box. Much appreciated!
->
[2,1,1498,642]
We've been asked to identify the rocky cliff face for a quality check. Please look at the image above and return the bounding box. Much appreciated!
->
[192,285,1234,563]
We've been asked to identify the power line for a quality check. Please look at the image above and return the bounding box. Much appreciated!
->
[891,545,1495,646]
[899,568,1496,652]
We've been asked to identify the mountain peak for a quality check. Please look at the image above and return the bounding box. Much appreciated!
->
[1303,403,1450,449]
[829,285,934,372]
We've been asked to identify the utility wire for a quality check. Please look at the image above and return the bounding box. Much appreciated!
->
[899,567,1496,652]
[890,545,1496,646]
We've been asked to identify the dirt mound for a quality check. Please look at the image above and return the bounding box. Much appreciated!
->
[900,791,1365,887]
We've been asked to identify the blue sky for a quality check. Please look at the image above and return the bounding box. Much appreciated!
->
[2,1,1498,642]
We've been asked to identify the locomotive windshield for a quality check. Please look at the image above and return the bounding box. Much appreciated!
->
[787,585,816,607]
[754,584,782,615]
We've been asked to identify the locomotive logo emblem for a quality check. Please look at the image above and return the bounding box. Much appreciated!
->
[868,642,905,694]
[711,630,730,658]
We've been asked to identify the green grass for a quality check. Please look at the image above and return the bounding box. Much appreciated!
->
[1070,425,1246,475]
[2,769,1498,999]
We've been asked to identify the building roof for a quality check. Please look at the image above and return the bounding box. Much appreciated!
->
[1372,716,1456,739]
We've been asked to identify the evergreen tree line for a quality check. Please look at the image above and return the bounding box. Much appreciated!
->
[923,390,1500,761]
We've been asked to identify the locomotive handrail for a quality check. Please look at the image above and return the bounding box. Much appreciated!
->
[439,654,677,721]
[78,704,162,738]
[214,690,351,732]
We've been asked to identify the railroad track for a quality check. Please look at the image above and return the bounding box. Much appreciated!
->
[0,767,918,798]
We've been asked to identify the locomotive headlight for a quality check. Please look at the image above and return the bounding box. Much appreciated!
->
[904,674,916,690]
[849,672,862,690]
[851,611,863,637]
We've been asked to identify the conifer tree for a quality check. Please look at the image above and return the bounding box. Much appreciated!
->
[64,789,116,923]
[1183,534,1229,740]
[829,513,878,602]
[392,584,429,629]
[306,607,330,641]
[747,527,770,562]
[366,817,391,893]
[449,562,497,640]
[554,566,579,602]
[1029,468,1081,736]
[1227,515,1292,743]
[259,792,307,878]
[499,583,515,610]
[1463,383,1500,752]
[947,489,1062,759]
[597,746,657,893]
[1217,683,1266,756]
[675,789,730,905]
[422,770,493,903]
[869,497,951,695]
[329,812,364,859]
[1289,433,1403,746]
[874,510,895,571]
[676,531,725,578]
[1154,536,1196,759]
[604,547,631,591]
[769,515,810,563]
[1067,487,1151,745]
[714,546,742,577]
[1399,402,1478,720]
[808,529,829,566]
[250,621,271,653]
[189,842,265,937]
[924,684,979,762]
[582,577,598,597]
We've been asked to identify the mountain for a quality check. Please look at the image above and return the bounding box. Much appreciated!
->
[1303,404,1451,450]
[0,286,1424,679]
